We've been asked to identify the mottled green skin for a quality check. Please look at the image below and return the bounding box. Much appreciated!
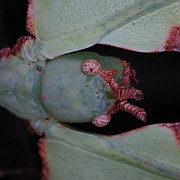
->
[0,55,48,121]
[30,0,180,58]
[40,52,123,122]
[0,52,123,130]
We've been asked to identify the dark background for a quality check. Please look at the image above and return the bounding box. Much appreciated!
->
[0,0,179,179]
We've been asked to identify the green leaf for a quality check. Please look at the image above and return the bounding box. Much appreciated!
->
[39,123,180,180]
[27,0,180,59]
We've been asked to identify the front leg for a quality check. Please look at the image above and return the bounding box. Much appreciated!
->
[92,114,111,127]
[114,100,146,122]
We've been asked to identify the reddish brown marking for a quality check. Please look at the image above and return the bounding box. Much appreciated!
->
[114,87,143,101]
[100,70,118,90]
[101,70,117,76]
[23,120,37,134]
[111,57,139,84]
[161,123,180,145]
[38,138,50,180]
[0,48,11,60]
[37,68,42,72]
[12,36,34,55]
[92,114,111,127]
[81,59,102,75]
[121,60,131,86]
[45,117,50,120]
[153,50,160,53]
[164,26,180,51]
[98,60,146,123]
[26,0,35,35]
[42,95,46,100]
[108,100,146,122]
[121,60,139,86]
[100,68,143,101]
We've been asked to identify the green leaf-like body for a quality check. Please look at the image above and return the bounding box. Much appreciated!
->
[0,51,123,132]
[1,1,180,179]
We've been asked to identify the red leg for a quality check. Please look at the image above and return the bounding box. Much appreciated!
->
[95,59,147,126]
[100,70,143,101]
[0,48,11,60]
[117,100,146,122]
[100,70,118,90]
[121,60,139,86]
[114,87,143,101]
[121,60,131,86]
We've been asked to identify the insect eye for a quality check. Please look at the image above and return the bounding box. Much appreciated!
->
[81,59,102,75]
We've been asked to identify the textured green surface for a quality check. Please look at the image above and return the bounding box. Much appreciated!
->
[0,55,47,121]
[100,1,180,52]
[40,52,123,123]
[0,51,124,132]
[43,123,180,180]
[1,1,179,179]
[28,0,180,58]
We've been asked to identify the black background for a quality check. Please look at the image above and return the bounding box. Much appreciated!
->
[0,0,179,179]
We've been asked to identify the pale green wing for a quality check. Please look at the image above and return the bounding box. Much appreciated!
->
[39,122,180,180]
[27,0,180,59]
[99,1,180,52]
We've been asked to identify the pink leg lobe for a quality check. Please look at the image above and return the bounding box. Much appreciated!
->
[92,114,111,127]
[12,36,34,55]
[0,48,11,60]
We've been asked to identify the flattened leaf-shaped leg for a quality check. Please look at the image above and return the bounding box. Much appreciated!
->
[39,123,180,180]
[27,0,180,59]
[99,1,180,52]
